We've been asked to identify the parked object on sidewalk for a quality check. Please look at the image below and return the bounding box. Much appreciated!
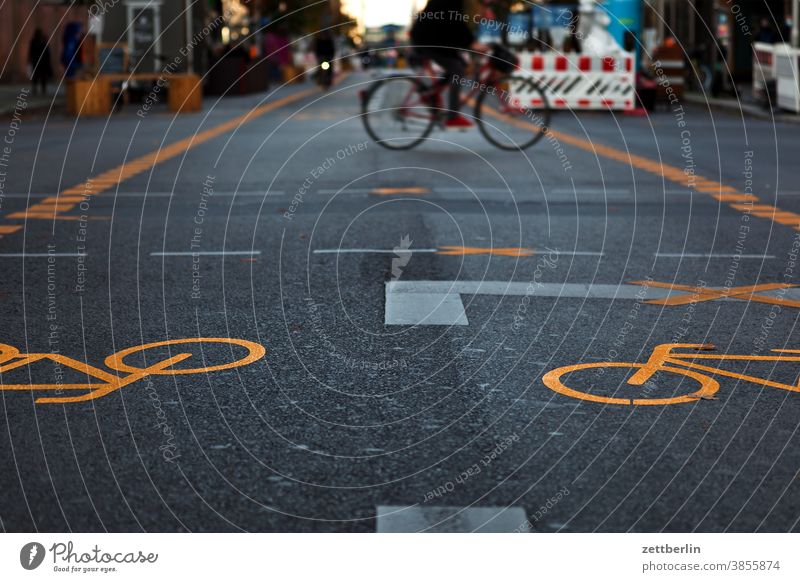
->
[776,44,800,113]
[635,75,657,112]
[28,29,53,95]
[206,46,268,96]
[651,36,684,106]
[753,42,781,106]
[66,77,111,116]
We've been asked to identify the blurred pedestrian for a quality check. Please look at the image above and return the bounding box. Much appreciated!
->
[28,29,53,95]
[313,31,335,89]
[755,18,777,44]
[263,26,292,83]
[61,22,83,79]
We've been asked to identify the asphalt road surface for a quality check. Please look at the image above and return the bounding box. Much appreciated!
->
[1,72,799,532]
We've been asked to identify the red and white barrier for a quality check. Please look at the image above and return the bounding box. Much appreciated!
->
[753,42,778,101]
[513,52,636,111]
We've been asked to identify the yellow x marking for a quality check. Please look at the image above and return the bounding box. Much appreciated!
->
[629,280,800,307]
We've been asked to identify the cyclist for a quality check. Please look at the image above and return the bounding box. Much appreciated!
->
[411,0,490,129]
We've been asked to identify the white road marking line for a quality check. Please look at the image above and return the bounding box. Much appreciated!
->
[385,280,800,326]
[150,251,261,256]
[549,188,631,195]
[314,248,603,256]
[376,506,529,533]
[385,291,469,326]
[314,248,438,254]
[0,253,88,258]
[655,253,775,259]
[317,188,372,194]
[434,187,511,193]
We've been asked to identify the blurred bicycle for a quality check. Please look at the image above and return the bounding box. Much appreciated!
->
[359,43,551,151]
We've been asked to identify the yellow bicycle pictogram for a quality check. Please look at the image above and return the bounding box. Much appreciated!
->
[0,338,266,404]
[543,343,800,406]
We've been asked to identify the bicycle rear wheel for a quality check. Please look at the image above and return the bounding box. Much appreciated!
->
[475,75,551,151]
[361,76,437,150]
[542,361,719,406]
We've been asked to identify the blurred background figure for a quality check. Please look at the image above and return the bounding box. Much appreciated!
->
[28,29,53,95]
[755,17,778,44]
[313,30,335,88]
[264,26,292,83]
[61,22,83,79]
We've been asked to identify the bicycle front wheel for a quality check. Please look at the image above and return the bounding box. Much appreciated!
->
[361,76,437,150]
[475,75,551,151]
[542,361,719,406]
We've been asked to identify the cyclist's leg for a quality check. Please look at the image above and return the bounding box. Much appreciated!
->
[419,49,466,119]
[440,55,466,119]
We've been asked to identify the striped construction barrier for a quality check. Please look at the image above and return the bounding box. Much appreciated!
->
[514,52,636,111]
[753,42,777,101]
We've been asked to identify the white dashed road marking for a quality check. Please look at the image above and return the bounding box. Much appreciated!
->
[0,253,88,258]
[150,251,261,257]
[376,506,530,533]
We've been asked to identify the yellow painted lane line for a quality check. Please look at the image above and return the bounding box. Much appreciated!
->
[370,187,431,196]
[2,85,320,224]
[482,106,800,231]
[0,225,23,237]
[548,125,800,229]
[436,246,534,256]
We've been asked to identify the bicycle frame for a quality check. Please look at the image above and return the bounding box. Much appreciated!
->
[629,343,800,394]
[398,58,502,122]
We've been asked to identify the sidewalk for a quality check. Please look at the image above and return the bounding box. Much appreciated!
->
[683,89,800,123]
[0,82,64,116]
